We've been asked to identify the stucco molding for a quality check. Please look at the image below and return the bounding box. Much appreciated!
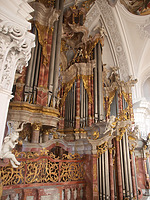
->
[84,0,130,81]
[0,20,35,91]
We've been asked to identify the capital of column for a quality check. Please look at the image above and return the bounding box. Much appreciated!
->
[109,147,115,154]
[0,16,35,92]
[32,123,42,131]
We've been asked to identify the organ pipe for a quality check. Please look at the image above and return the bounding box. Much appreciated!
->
[33,44,42,103]
[48,0,59,106]
[94,46,98,123]
[53,0,64,107]
[97,42,104,121]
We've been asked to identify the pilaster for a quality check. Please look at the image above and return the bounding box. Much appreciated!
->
[0,1,35,149]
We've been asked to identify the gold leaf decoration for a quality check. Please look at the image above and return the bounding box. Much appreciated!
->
[0,151,84,186]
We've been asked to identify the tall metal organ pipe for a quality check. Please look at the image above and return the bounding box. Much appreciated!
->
[48,0,59,106]
[52,0,64,107]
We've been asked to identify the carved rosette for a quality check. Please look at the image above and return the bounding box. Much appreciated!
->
[0,20,35,91]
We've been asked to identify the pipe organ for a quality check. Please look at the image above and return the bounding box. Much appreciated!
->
[1,1,148,200]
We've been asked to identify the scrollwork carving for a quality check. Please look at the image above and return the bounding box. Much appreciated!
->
[0,20,34,91]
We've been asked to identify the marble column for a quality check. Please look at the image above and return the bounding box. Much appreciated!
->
[31,123,42,143]
[37,29,53,106]
[144,155,150,188]
[92,155,99,200]
[75,76,80,129]
[42,129,49,143]
[115,137,123,200]
[14,66,27,102]
[98,155,102,200]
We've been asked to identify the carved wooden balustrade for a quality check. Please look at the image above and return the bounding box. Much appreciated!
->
[0,149,85,189]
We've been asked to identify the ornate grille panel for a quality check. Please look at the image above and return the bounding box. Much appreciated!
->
[0,151,85,186]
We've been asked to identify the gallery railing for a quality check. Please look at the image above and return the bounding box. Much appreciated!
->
[0,149,85,187]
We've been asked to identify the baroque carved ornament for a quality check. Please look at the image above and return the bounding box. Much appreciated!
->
[0,20,35,91]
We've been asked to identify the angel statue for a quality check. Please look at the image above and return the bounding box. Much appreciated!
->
[0,121,25,168]
[103,115,116,135]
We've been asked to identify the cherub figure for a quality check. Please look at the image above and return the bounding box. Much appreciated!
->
[103,115,116,135]
[0,121,25,168]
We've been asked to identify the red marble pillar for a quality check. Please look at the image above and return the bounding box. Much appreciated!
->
[42,129,49,143]
[130,151,137,198]
[88,75,92,126]
[144,157,150,188]
[31,123,41,143]
[75,76,80,129]
[109,148,115,200]
[115,137,123,200]
[92,154,99,200]
[37,30,53,106]
[14,66,27,101]
[91,74,94,124]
